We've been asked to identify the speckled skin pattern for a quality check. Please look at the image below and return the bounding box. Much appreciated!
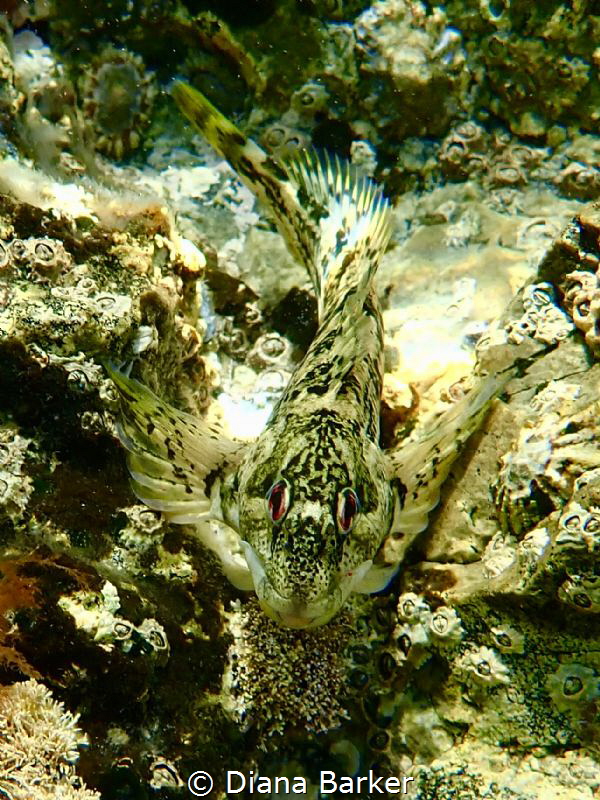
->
[173,82,395,627]
[111,82,503,629]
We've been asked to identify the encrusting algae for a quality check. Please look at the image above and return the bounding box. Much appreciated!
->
[109,82,511,629]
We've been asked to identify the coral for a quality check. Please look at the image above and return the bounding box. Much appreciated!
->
[80,46,156,160]
[0,679,99,800]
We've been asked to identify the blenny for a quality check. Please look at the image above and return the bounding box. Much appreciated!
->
[108,82,503,628]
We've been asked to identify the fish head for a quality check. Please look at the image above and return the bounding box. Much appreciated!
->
[236,425,392,628]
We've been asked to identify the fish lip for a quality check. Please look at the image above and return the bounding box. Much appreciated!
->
[241,541,371,627]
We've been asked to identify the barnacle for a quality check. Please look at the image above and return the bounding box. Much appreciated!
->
[254,367,291,395]
[218,318,248,358]
[260,123,309,160]
[9,237,29,263]
[555,162,600,200]
[149,758,184,790]
[93,291,132,316]
[137,618,169,653]
[562,269,600,354]
[455,646,511,686]
[558,573,600,613]
[439,121,488,180]
[504,282,572,346]
[247,332,292,369]
[489,625,525,654]
[58,581,125,649]
[112,619,134,640]
[428,606,463,646]
[126,505,163,535]
[489,161,526,187]
[396,592,430,624]
[546,663,599,712]
[80,46,156,160]
[291,81,329,115]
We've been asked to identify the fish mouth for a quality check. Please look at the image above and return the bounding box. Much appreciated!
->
[241,541,372,628]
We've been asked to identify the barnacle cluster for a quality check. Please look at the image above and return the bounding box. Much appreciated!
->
[224,599,353,738]
[58,581,168,657]
[439,121,488,181]
[1,235,72,276]
[494,381,600,535]
[394,592,464,670]
[0,425,33,521]
[432,0,599,137]
[80,46,156,160]
[562,268,600,354]
[556,501,600,555]
[0,679,99,800]
[437,120,586,203]
[504,281,573,346]
[354,0,469,140]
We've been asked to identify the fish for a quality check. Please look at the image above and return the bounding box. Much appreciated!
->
[108,81,507,628]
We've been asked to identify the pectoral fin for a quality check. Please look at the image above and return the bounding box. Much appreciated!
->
[107,364,245,523]
[382,374,507,567]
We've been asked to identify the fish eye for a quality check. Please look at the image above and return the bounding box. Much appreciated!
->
[337,488,360,533]
[266,480,290,523]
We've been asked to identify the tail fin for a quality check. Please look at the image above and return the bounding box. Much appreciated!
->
[172,81,319,289]
[172,82,391,319]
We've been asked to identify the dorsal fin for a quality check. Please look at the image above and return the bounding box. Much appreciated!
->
[285,150,392,317]
[172,82,391,319]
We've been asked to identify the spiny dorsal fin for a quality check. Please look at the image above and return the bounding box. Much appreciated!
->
[286,150,392,317]
[107,364,245,523]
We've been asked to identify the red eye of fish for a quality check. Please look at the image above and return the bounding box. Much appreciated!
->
[338,488,360,533]
[266,480,289,523]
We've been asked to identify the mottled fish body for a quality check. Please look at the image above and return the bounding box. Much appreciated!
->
[109,82,505,628]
